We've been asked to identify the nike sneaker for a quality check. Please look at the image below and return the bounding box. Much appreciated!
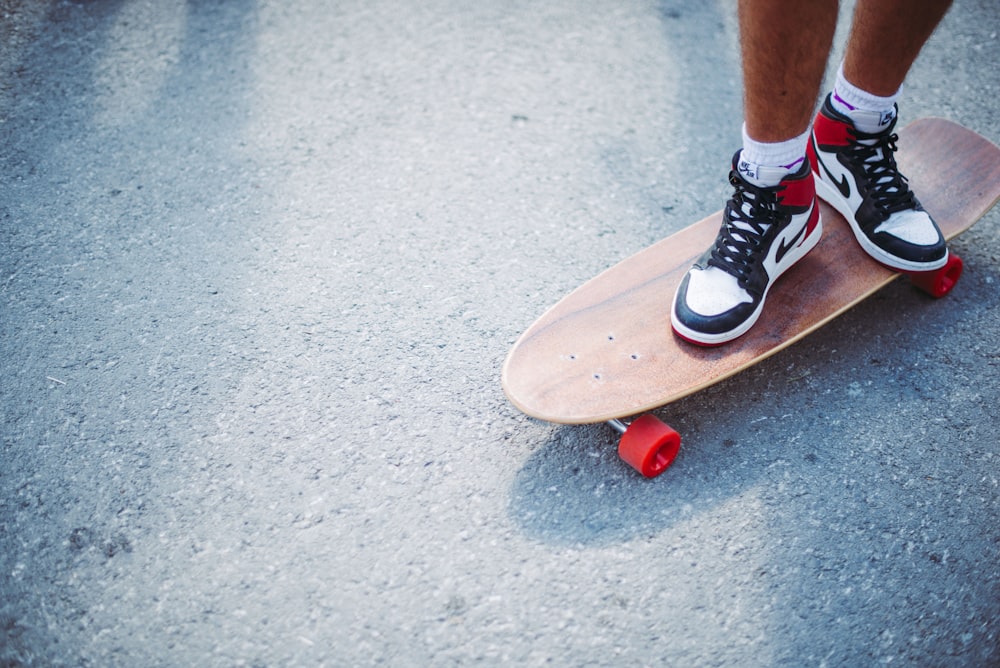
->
[808,95,947,271]
[671,153,822,346]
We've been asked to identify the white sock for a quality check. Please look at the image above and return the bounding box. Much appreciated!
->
[737,124,810,187]
[830,62,899,133]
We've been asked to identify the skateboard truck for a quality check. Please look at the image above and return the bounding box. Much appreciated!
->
[608,415,681,478]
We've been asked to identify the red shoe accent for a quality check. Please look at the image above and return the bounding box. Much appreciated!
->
[778,167,816,208]
[812,109,852,147]
[778,165,821,238]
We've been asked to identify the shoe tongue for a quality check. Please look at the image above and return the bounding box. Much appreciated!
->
[731,154,786,238]
[735,157,789,188]
[849,106,897,135]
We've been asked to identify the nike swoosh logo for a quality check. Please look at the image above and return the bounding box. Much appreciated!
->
[775,225,806,264]
[814,138,852,199]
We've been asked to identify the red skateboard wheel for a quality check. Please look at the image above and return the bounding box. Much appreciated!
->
[909,252,963,298]
[617,414,680,478]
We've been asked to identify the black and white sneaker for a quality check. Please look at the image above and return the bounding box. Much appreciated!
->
[671,153,822,346]
[808,95,947,271]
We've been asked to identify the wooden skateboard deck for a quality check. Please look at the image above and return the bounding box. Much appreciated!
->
[501,118,1000,476]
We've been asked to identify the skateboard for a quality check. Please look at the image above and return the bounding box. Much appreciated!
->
[502,118,1000,478]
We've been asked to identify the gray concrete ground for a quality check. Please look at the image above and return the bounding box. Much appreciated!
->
[2,1,999,666]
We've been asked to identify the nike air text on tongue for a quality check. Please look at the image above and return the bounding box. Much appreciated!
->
[737,158,758,182]
[880,107,897,127]
[737,159,788,189]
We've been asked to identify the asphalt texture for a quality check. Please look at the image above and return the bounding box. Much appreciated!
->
[2,1,1000,666]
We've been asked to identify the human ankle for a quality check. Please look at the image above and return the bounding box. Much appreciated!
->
[738,124,810,187]
[830,62,899,133]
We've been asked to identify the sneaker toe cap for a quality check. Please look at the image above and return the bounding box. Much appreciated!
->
[875,209,943,247]
[681,266,752,317]
[672,268,757,336]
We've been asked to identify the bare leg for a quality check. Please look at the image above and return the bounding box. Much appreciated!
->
[843,0,953,96]
[738,0,839,142]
